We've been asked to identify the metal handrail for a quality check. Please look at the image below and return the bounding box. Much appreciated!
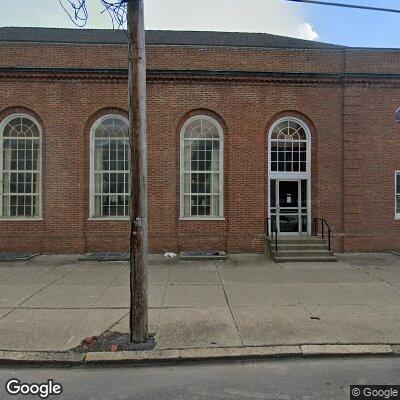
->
[266,217,278,253]
[313,218,332,252]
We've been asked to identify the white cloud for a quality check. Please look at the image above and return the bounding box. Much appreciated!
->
[296,22,319,41]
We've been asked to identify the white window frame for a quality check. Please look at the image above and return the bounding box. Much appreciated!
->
[395,171,400,220]
[179,114,224,220]
[267,116,312,235]
[89,114,130,221]
[0,113,43,221]
[268,116,311,179]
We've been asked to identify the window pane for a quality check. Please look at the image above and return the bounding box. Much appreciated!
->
[191,173,198,193]
[302,215,308,233]
[397,173,400,195]
[301,180,307,208]
[270,179,276,208]
[198,173,205,193]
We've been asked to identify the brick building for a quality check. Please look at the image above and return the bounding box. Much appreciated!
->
[0,27,399,254]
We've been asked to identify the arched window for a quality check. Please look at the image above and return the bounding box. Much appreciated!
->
[270,119,308,173]
[90,115,130,218]
[0,114,41,218]
[180,115,223,219]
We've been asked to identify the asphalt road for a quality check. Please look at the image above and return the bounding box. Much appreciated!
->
[0,356,399,400]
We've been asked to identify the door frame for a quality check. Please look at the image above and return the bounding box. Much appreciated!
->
[267,116,312,236]
[269,178,311,235]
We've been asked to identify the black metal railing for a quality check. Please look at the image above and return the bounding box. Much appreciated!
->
[266,217,278,253]
[313,218,332,252]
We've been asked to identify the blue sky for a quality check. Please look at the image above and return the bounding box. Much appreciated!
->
[303,0,400,47]
[0,0,399,48]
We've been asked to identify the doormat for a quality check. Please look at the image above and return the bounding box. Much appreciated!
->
[180,250,228,260]
[79,251,129,262]
[0,252,39,262]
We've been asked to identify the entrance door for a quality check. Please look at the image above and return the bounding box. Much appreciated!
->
[270,179,309,235]
[278,180,300,234]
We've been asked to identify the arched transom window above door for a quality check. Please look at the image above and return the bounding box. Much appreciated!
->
[270,118,310,173]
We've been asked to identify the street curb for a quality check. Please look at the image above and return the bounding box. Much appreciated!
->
[84,346,302,365]
[0,351,84,366]
[300,344,394,356]
[0,344,398,366]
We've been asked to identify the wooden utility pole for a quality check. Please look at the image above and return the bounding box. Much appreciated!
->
[127,0,148,343]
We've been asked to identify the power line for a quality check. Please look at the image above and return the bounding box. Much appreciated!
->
[285,0,400,14]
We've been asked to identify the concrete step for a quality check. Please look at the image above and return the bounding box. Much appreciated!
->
[266,235,336,263]
[269,237,326,245]
[270,243,329,251]
[272,250,334,258]
[273,255,338,263]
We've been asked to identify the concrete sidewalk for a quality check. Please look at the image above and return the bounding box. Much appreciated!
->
[1,253,400,352]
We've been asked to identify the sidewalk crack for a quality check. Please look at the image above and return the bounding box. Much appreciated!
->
[215,260,243,347]
[1,260,84,320]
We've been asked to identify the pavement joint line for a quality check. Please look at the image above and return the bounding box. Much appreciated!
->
[299,303,341,344]
[106,310,130,333]
[58,309,93,351]
[159,261,173,315]
[368,304,400,325]
[0,260,85,321]
[335,279,400,325]
[215,259,243,347]
[57,267,127,351]
[166,283,221,286]
[351,264,400,290]
[336,271,400,303]
[1,343,396,366]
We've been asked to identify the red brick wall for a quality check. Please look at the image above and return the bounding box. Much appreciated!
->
[0,42,399,253]
[0,42,345,73]
[343,83,400,251]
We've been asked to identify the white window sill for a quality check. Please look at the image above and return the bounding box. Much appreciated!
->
[395,215,400,220]
[87,217,130,221]
[0,217,43,221]
[179,217,225,221]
